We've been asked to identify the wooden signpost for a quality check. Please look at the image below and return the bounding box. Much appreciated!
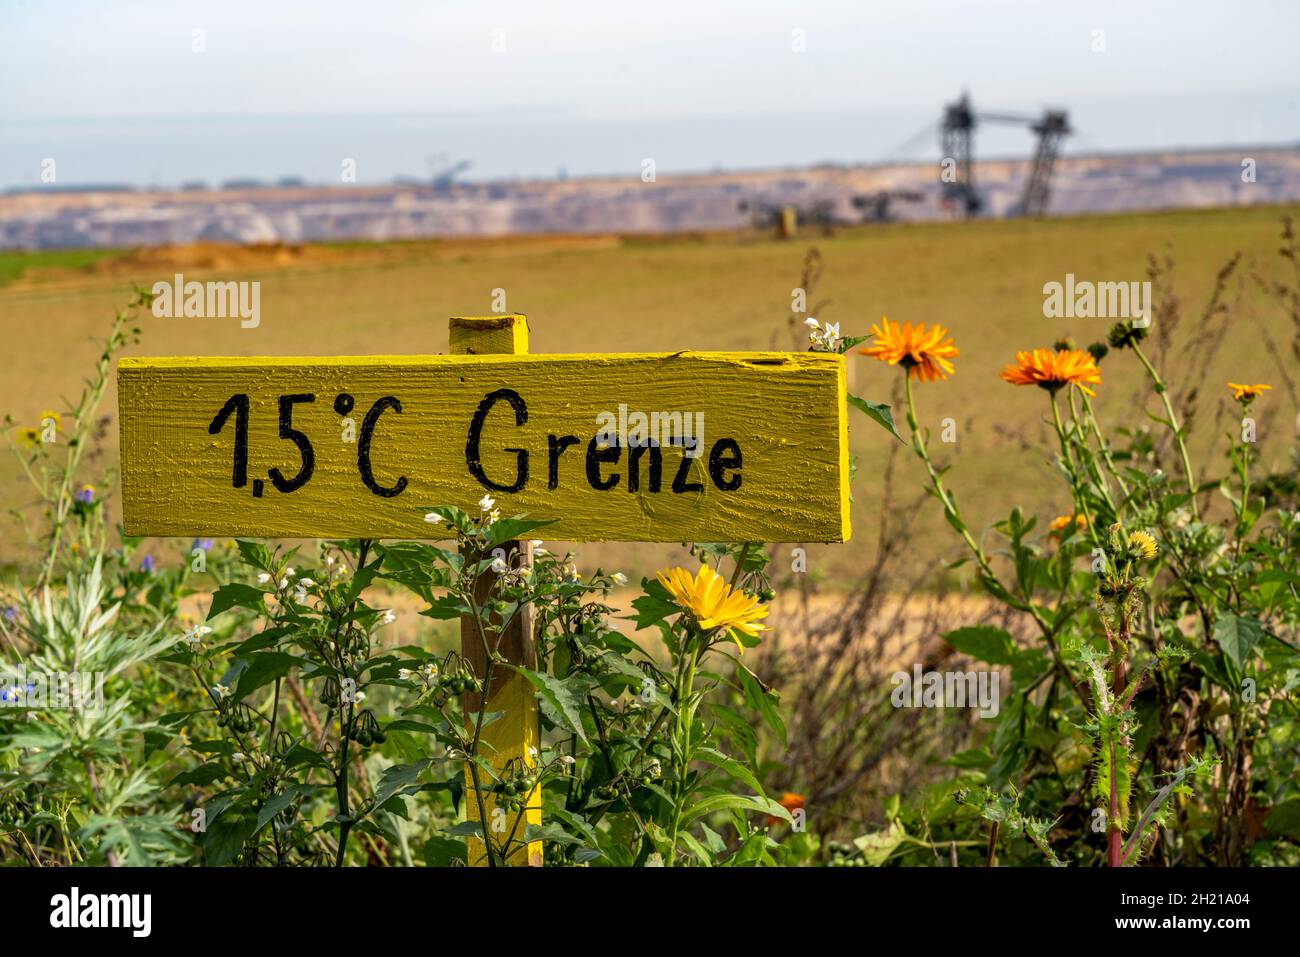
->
[118,314,851,866]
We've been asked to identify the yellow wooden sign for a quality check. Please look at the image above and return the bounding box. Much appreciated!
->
[118,350,850,542]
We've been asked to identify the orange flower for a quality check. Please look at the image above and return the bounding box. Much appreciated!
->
[767,791,806,826]
[1000,348,1101,397]
[860,318,958,383]
[1048,513,1087,536]
[1227,382,1271,402]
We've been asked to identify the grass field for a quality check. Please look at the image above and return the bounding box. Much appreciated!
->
[2,204,1296,582]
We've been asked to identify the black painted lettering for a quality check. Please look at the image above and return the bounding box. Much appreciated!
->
[357,396,408,497]
[465,389,529,493]
[707,438,742,491]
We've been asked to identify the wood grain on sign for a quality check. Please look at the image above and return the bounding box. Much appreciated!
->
[117,351,850,542]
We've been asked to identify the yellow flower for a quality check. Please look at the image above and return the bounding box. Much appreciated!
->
[1227,382,1271,402]
[859,318,959,383]
[1049,513,1087,535]
[15,426,41,448]
[1000,348,1101,397]
[656,564,768,651]
[1127,530,1158,560]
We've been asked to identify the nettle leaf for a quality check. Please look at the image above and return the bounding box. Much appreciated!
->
[942,625,1018,666]
[207,583,266,619]
[1213,613,1265,671]
[847,394,904,442]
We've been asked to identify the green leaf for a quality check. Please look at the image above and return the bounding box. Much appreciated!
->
[631,577,679,630]
[548,808,606,857]
[675,830,714,866]
[233,652,302,700]
[848,394,904,442]
[487,517,557,548]
[853,820,907,866]
[420,595,470,620]
[1213,613,1265,671]
[167,763,229,788]
[738,665,786,748]
[207,583,266,619]
[680,792,788,827]
[253,783,319,835]
[373,759,436,807]
[235,540,275,573]
[524,822,586,846]
[695,747,764,796]
[423,836,467,867]
[942,625,1018,665]
[202,804,257,866]
[510,666,590,744]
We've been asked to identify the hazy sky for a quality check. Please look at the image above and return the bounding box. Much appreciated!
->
[1,0,1296,187]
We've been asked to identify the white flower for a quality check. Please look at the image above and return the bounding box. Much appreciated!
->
[528,540,544,548]
[488,508,501,524]
[353,691,367,704]
[809,323,842,353]
[279,577,290,590]
[534,546,550,558]
[257,572,271,584]
[184,624,212,648]
[297,578,316,589]
[232,752,246,762]
[421,662,439,680]
[645,853,665,867]
[379,609,396,626]
[560,754,576,766]
[611,572,628,586]
[803,317,820,328]
[325,555,335,566]
[212,683,231,700]
[398,668,412,681]
[478,494,496,512]
[423,512,443,525]
[490,556,509,574]
[284,567,295,578]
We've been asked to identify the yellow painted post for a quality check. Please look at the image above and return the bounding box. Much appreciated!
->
[449,314,542,866]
